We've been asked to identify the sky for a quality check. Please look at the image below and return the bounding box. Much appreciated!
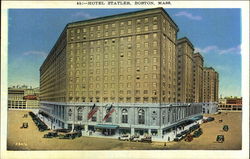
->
[8,8,241,97]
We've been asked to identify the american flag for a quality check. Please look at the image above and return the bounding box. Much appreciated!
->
[102,107,115,121]
[87,104,98,120]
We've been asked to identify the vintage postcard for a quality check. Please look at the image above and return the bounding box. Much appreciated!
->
[1,0,249,159]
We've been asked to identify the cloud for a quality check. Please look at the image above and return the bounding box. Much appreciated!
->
[23,51,47,57]
[71,12,96,19]
[195,45,241,55]
[174,11,202,20]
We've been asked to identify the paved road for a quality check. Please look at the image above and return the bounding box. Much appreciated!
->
[7,110,242,150]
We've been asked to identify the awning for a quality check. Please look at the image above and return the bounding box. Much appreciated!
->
[94,124,119,129]
[190,115,203,121]
[163,120,193,130]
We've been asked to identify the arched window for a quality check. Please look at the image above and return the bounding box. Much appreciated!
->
[77,107,83,121]
[138,109,145,124]
[121,109,128,123]
[68,109,72,119]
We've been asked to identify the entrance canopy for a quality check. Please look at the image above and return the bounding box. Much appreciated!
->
[94,124,119,129]
[190,115,203,121]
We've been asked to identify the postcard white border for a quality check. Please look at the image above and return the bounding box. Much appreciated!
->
[1,1,249,159]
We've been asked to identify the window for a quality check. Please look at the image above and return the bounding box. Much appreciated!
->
[105,24,108,29]
[122,109,128,123]
[77,107,83,121]
[127,36,132,42]
[153,41,158,47]
[138,109,145,124]
[68,109,72,119]
[128,20,132,25]
[128,28,132,33]
[153,24,158,30]
[153,65,157,70]
[92,115,97,122]
[153,33,157,38]
[153,16,158,22]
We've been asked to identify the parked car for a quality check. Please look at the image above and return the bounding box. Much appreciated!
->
[130,135,141,142]
[55,129,71,133]
[223,125,229,132]
[59,131,82,139]
[140,136,152,143]
[174,134,183,142]
[216,135,224,143]
[118,134,130,141]
[181,130,190,138]
[44,132,58,138]
[189,124,200,132]
[185,134,193,142]
[20,122,28,129]
[207,117,215,122]
[193,128,203,138]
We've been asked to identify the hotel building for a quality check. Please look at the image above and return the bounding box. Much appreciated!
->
[202,67,219,114]
[177,37,195,103]
[39,8,203,141]
[193,52,204,103]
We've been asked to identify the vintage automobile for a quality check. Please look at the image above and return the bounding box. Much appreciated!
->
[130,134,141,142]
[189,124,200,132]
[174,134,183,142]
[59,131,82,139]
[181,130,190,138]
[29,112,48,131]
[223,125,229,132]
[193,128,203,138]
[20,122,28,129]
[44,132,58,138]
[207,117,215,122]
[185,134,193,142]
[216,135,225,143]
[118,134,130,141]
[140,136,152,143]
[55,129,71,133]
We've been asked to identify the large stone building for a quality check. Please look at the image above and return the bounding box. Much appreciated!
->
[39,8,203,141]
[202,67,219,114]
[177,37,195,103]
[193,52,204,103]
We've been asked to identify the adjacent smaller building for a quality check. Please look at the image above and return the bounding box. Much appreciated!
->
[8,86,40,109]
[202,102,218,114]
[218,97,242,111]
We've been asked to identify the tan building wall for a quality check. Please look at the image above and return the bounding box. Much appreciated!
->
[203,67,219,102]
[193,53,204,103]
[40,8,179,104]
[177,37,194,103]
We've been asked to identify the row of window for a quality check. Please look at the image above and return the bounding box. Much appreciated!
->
[67,97,178,103]
[69,16,158,34]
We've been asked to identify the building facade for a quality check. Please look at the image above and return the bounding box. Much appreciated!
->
[218,97,242,111]
[177,37,194,103]
[193,52,204,103]
[39,8,203,141]
[203,67,219,102]
[8,87,40,109]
